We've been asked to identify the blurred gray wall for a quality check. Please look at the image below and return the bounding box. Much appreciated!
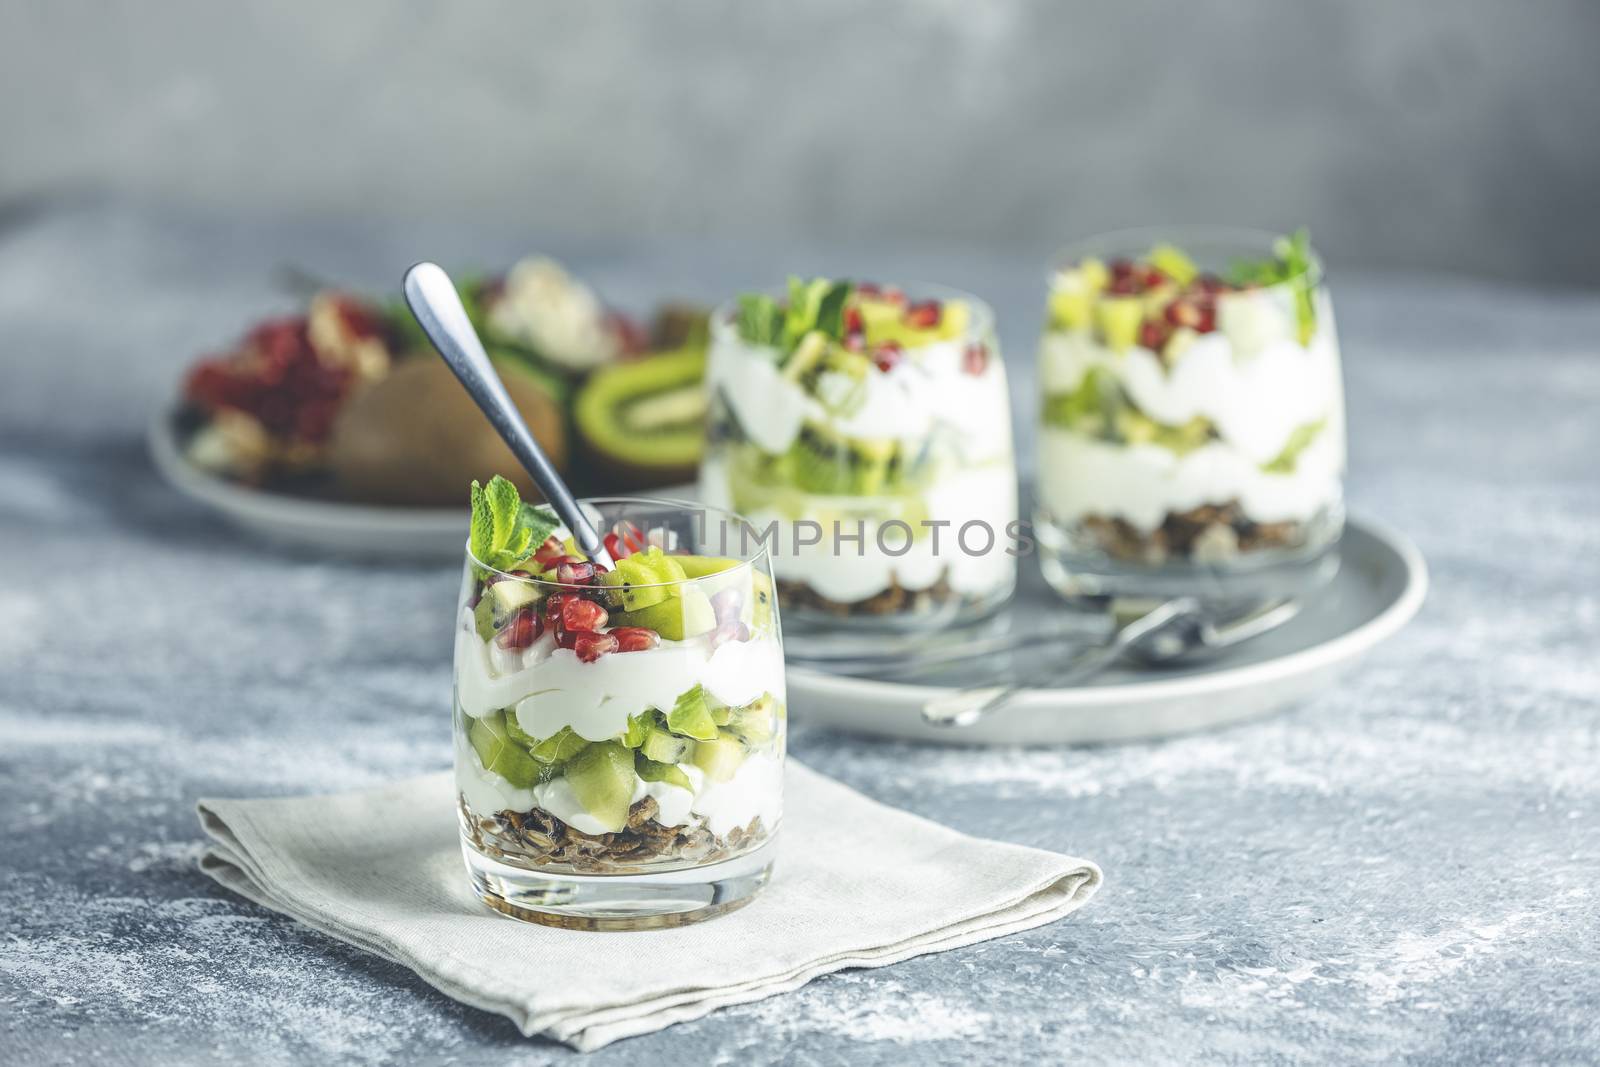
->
[3,0,1597,284]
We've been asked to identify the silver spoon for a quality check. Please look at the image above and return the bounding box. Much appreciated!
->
[402,262,611,566]
[921,597,1301,728]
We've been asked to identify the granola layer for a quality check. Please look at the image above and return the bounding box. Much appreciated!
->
[1079,501,1306,565]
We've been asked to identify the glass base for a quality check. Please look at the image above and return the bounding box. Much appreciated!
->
[461,835,777,930]
[1036,509,1342,606]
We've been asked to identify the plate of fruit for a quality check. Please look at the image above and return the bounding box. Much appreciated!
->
[151,256,714,556]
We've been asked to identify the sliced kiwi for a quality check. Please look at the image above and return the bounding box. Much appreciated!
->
[468,711,542,789]
[691,734,748,783]
[788,421,899,497]
[574,348,707,491]
[612,586,717,641]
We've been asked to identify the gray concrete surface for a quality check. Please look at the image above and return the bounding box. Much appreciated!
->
[1,203,1598,1064]
[3,1,1599,284]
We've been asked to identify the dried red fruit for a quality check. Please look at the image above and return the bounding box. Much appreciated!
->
[873,341,904,373]
[559,597,609,633]
[903,300,941,329]
[572,630,620,663]
[495,608,544,650]
[963,342,989,375]
[612,626,661,653]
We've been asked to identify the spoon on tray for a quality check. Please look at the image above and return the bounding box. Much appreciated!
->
[920,596,1303,728]
[402,261,612,567]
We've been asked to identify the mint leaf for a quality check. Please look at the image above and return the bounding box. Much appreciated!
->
[813,280,852,340]
[513,502,560,557]
[666,684,719,741]
[485,475,521,551]
[1227,229,1318,344]
[736,294,783,347]
[468,480,495,570]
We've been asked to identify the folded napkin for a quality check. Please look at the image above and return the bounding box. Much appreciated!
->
[197,761,1100,1051]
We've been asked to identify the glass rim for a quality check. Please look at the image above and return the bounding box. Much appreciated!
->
[1048,224,1324,291]
[466,494,772,589]
[709,279,995,349]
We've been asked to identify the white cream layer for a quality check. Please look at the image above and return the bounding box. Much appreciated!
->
[702,458,1017,604]
[454,609,785,740]
[706,334,1014,466]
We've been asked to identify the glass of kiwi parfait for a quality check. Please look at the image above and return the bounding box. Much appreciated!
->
[1034,227,1346,604]
[700,278,1018,629]
[454,477,785,930]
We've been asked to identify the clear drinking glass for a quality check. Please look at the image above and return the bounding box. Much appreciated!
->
[700,280,1018,630]
[454,497,785,929]
[1034,227,1346,602]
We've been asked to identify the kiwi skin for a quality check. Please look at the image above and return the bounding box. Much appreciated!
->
[328,355,567,507]
[573,348,707,492]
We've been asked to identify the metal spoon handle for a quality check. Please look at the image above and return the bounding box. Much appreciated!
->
[921,597,1197,728]
[402,262,608,564]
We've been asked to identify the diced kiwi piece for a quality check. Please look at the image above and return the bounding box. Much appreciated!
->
[691,734,748,783]
[573,347,708,491]
[673,555,738,578]
[936,299,970,341]
[1049,288,1093,331]
[564,740,636,832]
[1147,244,1199,286]
[613,585,717,641]
[490,580,538,616]
[529,725,588,764]
[641,727,691,765]
[635,755,693,791]
[780,331,830,383]
[727,695,779,746]
[599,553,671,611]
[473,597,498,642]
[788,421,898,496]
[1095,296,1144,353]
[468,711,542,789]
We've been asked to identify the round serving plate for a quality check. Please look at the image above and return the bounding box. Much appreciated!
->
[148,412,467,557]
[785,515,1427,745]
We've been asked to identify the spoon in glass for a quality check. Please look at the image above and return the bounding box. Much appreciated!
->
[402,261,612,567]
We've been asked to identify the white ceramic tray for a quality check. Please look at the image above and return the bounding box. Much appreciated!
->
[786,515,1426,745]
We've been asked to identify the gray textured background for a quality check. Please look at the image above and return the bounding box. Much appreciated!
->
[3,0,1600,284]
[2,203,1599,1065]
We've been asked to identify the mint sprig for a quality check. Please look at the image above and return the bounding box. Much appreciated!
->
[468,475,561,575]
[1228,228,1318,344]
[733,276,854,357]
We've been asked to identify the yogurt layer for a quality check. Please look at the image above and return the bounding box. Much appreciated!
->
[702,458,1017,604]
[454,608,785,739]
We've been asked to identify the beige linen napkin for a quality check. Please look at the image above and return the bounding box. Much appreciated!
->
[197,760,1100,1052]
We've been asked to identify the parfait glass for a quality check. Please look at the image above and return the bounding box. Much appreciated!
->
[699,280,1018,630]
[454,497,785,929]
[1034,227,1346,603]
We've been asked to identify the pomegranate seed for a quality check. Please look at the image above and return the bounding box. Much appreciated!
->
[1196,273,1228,295]
[495,608,543,650]
[881,286,906,306]
[873,341,904,373]
[843,306,863,333]
[1107,275,1140,296]
[711,588,743,625]
[560,597,609,633]
[572,630,619,663]
[844,332,866,352]
[855,282,882,298]
[612,626,661,652]
[556,560,596,585]
[544,592,574,627]
[1109,258,1136,280]
[903,300,940,329]
[963,342,989,375]
[711,619,751,649]
[1165,301,1203,330]
[533,538,566,567]
[1139,319,1171,351]
[603,532,626,560]
[617,521,647,554]
[554,626,577,650]
[1138,265,1166,289]
[1193,302,1217,333]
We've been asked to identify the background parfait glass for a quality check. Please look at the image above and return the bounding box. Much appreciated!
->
[1033,226,1347,604]
[699,282,1018,631]
[454,497,785,930]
